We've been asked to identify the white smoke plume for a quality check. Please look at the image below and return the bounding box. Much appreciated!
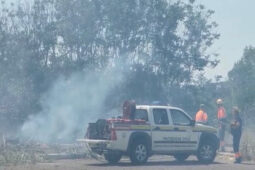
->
[21,67,124,143]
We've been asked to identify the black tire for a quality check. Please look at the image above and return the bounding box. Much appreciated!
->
[173,154,190,162]
[197,141,217,164]
[104,152,122,164]
[130,140,149,164]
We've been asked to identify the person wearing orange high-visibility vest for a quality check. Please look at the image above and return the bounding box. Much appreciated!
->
[217,98,227,152]
[195,104,208,124]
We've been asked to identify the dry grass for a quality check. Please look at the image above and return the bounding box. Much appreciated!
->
[0,142,89,166]
[0,144,46,165]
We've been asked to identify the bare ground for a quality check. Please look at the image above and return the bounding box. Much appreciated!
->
[1,155,255,170]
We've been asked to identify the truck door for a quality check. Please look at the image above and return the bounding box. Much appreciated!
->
[151,108,173,153]
[169,109,200,151]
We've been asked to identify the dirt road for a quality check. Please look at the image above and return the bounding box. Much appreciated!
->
[1,156,255,170]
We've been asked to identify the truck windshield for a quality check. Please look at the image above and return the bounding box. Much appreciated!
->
[170,109,191,126]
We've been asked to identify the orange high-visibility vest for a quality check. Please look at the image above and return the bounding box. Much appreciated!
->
[195,110,208,122]
[217,107,226,119]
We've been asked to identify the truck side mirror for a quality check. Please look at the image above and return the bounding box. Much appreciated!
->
[190,119,196,126]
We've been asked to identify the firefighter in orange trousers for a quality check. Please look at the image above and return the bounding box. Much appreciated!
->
[217,98,227,152]
[230,107,242,163]
[195,104,208,124]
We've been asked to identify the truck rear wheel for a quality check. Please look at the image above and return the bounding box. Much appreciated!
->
[104,152,122,164]
[130,140,148,164]
[197,141,216,164]
[173,154,189,162]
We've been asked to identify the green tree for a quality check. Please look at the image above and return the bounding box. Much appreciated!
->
[0,0,220,133]
[0,0,58,130]
[228,46,255,125]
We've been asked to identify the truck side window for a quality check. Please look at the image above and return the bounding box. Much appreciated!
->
[134,109,148,121]
[170,109,191,126]
[153,109,169,125]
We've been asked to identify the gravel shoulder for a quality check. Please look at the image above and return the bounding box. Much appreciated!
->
[1,155,255,170]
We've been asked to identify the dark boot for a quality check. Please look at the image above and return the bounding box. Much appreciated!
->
[234,157,242,164]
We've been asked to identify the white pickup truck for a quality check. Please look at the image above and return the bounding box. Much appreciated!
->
[82,105,219,164]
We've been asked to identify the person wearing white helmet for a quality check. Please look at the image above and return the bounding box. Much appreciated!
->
[217,98,227,152]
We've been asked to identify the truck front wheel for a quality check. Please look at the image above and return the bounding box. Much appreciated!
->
[130,140,149,164]
[197,141,216,164]
[104,152,122,164]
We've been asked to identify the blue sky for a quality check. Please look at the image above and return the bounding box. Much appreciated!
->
[196,0,255,79]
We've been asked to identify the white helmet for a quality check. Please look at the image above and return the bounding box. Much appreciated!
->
[216,98,223,105]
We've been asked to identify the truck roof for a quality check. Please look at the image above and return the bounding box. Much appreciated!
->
[136,105,184,111]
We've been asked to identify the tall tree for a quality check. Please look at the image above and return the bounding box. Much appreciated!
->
[36,0,220,105]
[228,46,255,125]
[0,0,220,133]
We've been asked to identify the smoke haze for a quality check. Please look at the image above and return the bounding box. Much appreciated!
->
[21,67,124,143]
